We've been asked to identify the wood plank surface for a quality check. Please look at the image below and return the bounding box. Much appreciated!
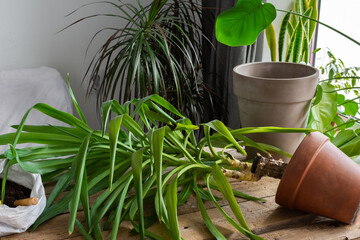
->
[1,177,360,240]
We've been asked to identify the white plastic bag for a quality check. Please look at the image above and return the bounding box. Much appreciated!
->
[0,160,46,236]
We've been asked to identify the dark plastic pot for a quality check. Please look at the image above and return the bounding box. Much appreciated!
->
[275,132,360,224]
[233,62,319,161]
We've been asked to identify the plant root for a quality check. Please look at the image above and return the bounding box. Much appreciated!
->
[222,168,260,181]
[225,154,288,181]
[251,154,287,179]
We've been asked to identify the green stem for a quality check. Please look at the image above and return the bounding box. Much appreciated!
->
[325,87,360,93]
[319,76,360,82]
[325,118,360,133]
[338,96,360,106]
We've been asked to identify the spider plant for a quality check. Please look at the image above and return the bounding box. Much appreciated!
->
[0,80,312,240]
[68,0,211,124]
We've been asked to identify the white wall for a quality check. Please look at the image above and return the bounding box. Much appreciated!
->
[0,0,130,129]
[316,0,360,68]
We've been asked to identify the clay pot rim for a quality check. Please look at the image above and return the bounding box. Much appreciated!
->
[275,132,329,209]
[233,62,319,81]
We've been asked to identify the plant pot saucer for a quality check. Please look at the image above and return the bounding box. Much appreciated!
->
[275,132,360,224]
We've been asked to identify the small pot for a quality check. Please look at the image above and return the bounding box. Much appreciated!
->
[275,132,360,224]
[233,62,319,161]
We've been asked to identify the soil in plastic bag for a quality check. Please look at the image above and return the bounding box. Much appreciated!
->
[0,178,31,207]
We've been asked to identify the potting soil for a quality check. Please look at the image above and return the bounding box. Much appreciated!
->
[0,179,31,207]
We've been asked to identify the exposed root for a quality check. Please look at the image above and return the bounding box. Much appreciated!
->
[222,169,260,181]
[224,154,288,181]
[228,157,252,171]
[252,154,287,179]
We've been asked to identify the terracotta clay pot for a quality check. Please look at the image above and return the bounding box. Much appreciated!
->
[276,132,360,224]
[233,62,319,161]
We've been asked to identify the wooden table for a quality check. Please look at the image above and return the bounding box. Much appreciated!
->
[1,177,360,240]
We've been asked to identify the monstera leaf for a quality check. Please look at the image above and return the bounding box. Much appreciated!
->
[215,0,276,46]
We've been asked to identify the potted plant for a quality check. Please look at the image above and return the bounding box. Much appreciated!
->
[215,0,320,160]
[0,80,311,239]
[68,0,213,124]
[215,0,360,160]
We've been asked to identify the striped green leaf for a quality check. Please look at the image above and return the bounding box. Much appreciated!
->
[308,0,318,40]
[278,12,291,62]
[292,21,304,62]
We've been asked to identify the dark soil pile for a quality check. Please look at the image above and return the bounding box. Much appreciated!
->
[0,179,31,207]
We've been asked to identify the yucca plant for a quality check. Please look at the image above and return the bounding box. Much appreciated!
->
[68,0,211,124]
[0,80,312,239]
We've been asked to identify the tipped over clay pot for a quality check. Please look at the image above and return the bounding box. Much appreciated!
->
[276,132,360,224]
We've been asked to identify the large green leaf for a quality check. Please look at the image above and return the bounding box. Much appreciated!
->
[309,83,337,131]
[215,0,276,46]
[343,100,359,116]
[332,130,358,147]
[339,136,360,157]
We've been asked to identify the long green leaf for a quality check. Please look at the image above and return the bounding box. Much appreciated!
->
[69,133,92,235]
[203,120,246,155]
[131,149,145,240]
[308,0,318,40]
[152,127,166,221]
[67,75,87,124]
[193,175,227,240]
[165,177,180,240]
[206,175,263,240]
[278,12,290,61]
[108,115,124,190]
[291,21,303,62]
[110,177,132,240]
[212,165,249,230]
[265,23,277,61]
